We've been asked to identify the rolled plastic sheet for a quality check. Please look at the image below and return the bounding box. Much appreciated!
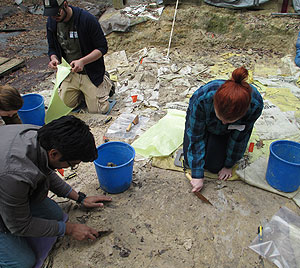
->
[45,58,72,124]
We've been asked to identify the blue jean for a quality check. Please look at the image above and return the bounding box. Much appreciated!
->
[0,197,63,268]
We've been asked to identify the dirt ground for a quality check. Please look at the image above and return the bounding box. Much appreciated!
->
[1,0,300,267]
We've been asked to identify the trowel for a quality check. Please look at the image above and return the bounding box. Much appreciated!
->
[185,172,213,206]
[126,115,139,132]
[174,149,213,206]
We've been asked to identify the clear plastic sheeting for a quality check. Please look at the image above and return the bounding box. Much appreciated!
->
[249,207,300,268]
[105,113,149,140]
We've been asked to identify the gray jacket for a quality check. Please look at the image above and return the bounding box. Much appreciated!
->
[0,125,71,237]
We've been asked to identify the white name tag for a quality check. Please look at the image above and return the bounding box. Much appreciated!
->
[228,124,245,131]
[69,31,78,38]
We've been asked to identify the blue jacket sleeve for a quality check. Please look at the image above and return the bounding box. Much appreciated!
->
[46,18,59,60]
[225,95,263,168]
[85,13,108,56]
[225,123,255,168]
[186,101,206,179]
[295,32,300,67]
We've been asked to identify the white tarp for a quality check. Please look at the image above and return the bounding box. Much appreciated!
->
[254,100,299,140]
[204,0,269,8]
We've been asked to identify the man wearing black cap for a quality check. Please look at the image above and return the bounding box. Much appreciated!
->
[43,0,114,114]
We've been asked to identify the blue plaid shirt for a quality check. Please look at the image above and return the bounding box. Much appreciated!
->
[295,31,300,67]
[185,80,263,178]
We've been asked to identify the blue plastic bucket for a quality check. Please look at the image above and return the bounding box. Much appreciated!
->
[94,141,135,194]
[18,93,45,126]
[266,140,300,192]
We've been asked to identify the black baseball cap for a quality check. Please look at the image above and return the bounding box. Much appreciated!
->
[43,0,65,16]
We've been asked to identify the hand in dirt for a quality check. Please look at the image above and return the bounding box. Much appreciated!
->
[218,167,232,180]
[82,195,112,208]
[190,178,204,192]
[48,58,59,70]
[65,222,99,241]
[70,59,84,73]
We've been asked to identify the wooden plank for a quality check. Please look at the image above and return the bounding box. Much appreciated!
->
[0,28,27,32]
[0,57,10,65]
[0,58,25,77]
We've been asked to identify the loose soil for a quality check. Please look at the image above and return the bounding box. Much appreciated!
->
[0,0,300,267]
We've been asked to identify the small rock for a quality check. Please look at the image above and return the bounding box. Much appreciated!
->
[171,64,179,73]
[105,247,113,257]
[158,249,168,255]
[247,49,253,55]
[183,239,193,251]
[120,248,131,258]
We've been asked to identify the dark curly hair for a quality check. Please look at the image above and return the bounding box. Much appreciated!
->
[37,115,98,162]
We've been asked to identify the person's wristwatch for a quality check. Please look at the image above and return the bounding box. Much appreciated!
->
[76,191,87,205]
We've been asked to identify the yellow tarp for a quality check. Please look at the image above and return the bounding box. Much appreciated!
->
[45,59,72,124]
[132,109,186,158]
[151,151,239,181]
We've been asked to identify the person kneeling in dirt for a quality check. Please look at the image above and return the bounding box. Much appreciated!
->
[0,85,23,125]
[0,115,112,268]
[183,67,263,192]
[43,0,114,114]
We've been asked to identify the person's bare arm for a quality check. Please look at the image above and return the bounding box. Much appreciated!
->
[218,167,232,180]
[70,49,102,73]
[48,54,60,70]
[190,178,204,192]
[67,189,112,208]
[65,222,99,241]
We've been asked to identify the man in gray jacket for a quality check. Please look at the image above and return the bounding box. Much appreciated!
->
[0,115,111,267]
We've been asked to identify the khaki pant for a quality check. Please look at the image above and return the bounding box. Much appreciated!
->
[58,72,112,114]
